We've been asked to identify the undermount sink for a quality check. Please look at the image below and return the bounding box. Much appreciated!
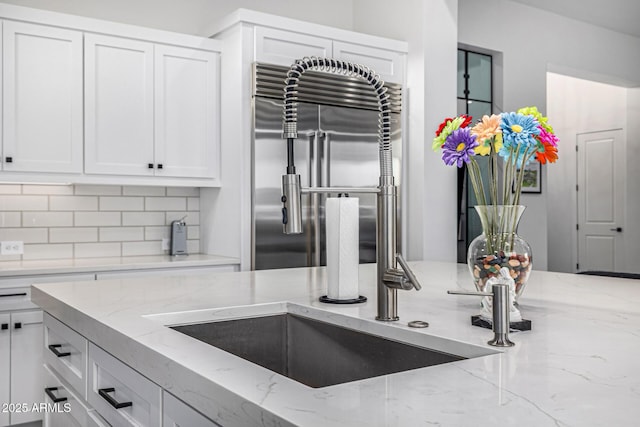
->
[146,302,496,388]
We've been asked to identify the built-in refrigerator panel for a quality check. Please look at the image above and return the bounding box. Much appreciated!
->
[254,98,317,270]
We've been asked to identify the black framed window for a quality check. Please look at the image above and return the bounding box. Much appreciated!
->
[456,49,493,262]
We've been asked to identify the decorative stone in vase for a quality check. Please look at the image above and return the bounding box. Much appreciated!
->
[467,205,532,300]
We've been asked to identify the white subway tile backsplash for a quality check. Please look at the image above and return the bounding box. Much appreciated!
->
[187,197,200,211]
[22,185,74,195]
[122,186,166,196]
[0,185,200,260]
[187,240,200,254]
[100,196,144,211]
[167,212,199,225]
[75,185,122,196]
[0,212,22,227]
[0,185,21,194]
[187,225,200,240]
[0,195,48,211]
[122,241,165,256]
[75,212,121,226]
[23,212,72,227]
[144,226,169,241]
[23,244,73,260]
[0,228,48,243]
[74,242,121,258]
[166,187,199,197]
[123,212,165,226]
[100,227,144,242]
[145,197,186,211]
[50,196,97,211]
[50,227,98,243]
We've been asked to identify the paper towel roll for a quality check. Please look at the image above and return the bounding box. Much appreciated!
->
[326,196,359,300]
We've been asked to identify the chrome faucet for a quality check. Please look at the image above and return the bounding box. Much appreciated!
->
[280,57,421,321]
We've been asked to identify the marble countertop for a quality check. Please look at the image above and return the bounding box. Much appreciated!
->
[0,254,239,278]
[32,262,640,426]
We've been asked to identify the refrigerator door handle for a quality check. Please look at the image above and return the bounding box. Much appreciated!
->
[320,131,330,188]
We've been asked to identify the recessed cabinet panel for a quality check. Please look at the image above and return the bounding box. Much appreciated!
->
[333,41,403,84]
[0,313,9,427]
[10,310,44,425]
[255,26,331,66]
[155,45,219,179]
[2,21,83,173]
[163,391,221,427]
[85,34,154,176]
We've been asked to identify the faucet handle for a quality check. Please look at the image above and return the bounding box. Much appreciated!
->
[396,254,421,291]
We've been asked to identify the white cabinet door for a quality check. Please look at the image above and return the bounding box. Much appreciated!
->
[155,45,219,179]
[0,313,9,427]
[2,21,83,173]
[333,41,404,84]
[255,26,332,66]
[163,391,221,427]
[10,310,44,425]
[85,34,154,176]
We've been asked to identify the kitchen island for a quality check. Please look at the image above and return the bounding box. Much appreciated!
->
[32,262,640,426]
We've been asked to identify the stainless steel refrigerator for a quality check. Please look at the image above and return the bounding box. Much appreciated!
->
[252,63,403,270]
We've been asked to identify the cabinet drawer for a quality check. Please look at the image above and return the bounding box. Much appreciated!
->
[88,343,161,427]
[44,313,88,399]
[163,391,221,427]
[332,41,404,84]
[0,287,35,311]
[43,364,93,427]
[255,26,331,66]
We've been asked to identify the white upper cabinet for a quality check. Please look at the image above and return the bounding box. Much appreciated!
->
[84,34,155,176]
[255,26,331,66]
[332,41,404,85]
[2,21,83,173]
[155,45,219,179]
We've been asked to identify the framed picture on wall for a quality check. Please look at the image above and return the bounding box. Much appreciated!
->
[514,162,542,193]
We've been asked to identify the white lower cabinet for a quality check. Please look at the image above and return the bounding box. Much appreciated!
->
[0,309,43,427]
[88,343,161,427]
[163,391,221,427]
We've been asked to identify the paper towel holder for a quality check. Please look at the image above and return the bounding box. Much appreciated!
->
[319,295,367,304]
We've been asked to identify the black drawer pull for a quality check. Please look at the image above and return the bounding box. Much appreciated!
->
[157,163,163,169]
[0,293,27,298]
[14,322,21,329]
[1,323,8,330]
[45,387,68,403]
[148,163,154,169]
[98,387,132,409]
[48,344,71,358]
[5,157,12,163]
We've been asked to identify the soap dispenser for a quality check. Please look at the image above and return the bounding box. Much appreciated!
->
[170,216,188,256]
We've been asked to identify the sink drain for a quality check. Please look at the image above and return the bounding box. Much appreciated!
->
[408,320,429,328]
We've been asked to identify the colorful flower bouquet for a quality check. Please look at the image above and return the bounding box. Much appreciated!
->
[433,107,559,297]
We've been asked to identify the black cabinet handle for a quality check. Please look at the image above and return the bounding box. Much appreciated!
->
[45,387,68,403]
[48,344,71,358]
[157,163,163,169]
[98,387,132,409]
[1,323,8,330]
[148,163,154,169]
[5,157,12,163]
[14,322,21,329]
[0,293,27,298]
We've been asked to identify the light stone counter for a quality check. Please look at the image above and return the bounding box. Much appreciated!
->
[0,253,239,278]
[32,262,640,426]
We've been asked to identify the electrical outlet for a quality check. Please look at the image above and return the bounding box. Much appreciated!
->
[161,238,170,250]
[1,241,24,255]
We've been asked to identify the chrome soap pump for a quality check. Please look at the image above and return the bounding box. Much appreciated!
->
[170,215,188,256]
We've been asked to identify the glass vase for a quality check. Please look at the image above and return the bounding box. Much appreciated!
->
[467,205,532,300]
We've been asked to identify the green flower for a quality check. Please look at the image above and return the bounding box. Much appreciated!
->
[517,106,554,133]
[432,116,469,151]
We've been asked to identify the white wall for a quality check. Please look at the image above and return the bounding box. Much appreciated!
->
[0,0,354,35]
[458,0,640,271]
[352,0,459,262]
[625,89,640,272]
[546,74,630,273]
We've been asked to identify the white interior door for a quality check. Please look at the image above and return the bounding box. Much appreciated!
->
[577,129,625,272]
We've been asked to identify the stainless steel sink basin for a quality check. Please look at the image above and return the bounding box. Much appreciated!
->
[145,302,497,388]
[169,311,468,388]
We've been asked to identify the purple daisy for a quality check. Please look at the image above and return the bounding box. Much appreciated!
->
[442,128,478,167]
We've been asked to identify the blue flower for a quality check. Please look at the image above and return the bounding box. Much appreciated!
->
[499,112,540,166]
[442,128,478,168]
